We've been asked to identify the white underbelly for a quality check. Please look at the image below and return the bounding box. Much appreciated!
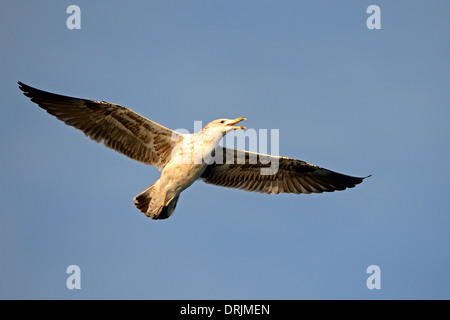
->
[159,161,207,197]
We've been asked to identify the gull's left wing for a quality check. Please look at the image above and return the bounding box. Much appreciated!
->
[201,147,369,194]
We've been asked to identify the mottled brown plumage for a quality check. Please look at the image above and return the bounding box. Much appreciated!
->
[201,148,367,194]
[19,81,181,170]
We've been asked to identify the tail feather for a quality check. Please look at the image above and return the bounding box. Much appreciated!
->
[158,194,180,220]
[134,185,154,214]
[133,182,180,220]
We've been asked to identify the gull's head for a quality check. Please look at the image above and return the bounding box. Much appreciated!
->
[203,117,247,134]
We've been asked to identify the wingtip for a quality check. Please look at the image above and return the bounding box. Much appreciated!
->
[18,81,28,92]
[18,82,39,97]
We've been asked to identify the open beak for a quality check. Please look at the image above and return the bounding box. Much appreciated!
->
[227,117,247,130]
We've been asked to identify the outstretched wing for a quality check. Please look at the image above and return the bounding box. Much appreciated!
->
[201,147,369,194]
[19,82,182,169]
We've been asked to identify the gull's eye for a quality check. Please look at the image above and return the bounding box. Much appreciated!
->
[220,120,225,124]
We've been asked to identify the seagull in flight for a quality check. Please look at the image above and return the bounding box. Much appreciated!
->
[18,81,369,220]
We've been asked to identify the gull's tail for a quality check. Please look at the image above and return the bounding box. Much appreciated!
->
[133,181,179,220]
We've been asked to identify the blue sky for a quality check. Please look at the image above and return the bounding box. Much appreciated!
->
[1,1,449,299]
